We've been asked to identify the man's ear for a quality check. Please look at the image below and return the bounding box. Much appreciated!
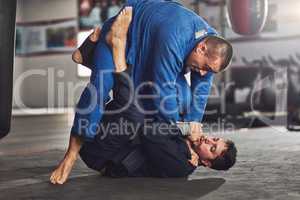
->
[195,42,205,55]
[200,159,212,168]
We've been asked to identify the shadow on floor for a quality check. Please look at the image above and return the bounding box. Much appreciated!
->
[1,175,225,200]
[0,166,58,182]
[0,150,225,199]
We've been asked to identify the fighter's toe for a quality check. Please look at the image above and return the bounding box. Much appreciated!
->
[57,180,64,185]
[125,7,133,15]
[50,177,56,184]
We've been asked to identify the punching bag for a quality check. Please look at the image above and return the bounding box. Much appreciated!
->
[227,0,268,35]
[0,0,17,139]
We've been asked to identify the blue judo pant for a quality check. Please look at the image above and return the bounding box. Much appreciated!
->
[71,17,117,140]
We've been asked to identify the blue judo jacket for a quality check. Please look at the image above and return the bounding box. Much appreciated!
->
[71,0,218,140]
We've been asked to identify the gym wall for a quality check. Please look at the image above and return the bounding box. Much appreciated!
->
[13,0,87,109]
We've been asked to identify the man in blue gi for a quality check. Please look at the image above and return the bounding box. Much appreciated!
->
[50,5,236,185]
[71,0,233,141]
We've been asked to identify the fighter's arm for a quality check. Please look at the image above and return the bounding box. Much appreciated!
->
[182,71,214,122]
[179,14,217,122]
[150,34,184,122]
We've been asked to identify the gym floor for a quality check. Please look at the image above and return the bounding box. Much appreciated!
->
[0,114,300,200]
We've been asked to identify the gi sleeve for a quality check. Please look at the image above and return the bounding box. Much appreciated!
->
[150,30,185,122]
[182,71,214,122]
[176,122,191,136]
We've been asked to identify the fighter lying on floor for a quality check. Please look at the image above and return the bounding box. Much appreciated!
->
[50,7,237,185]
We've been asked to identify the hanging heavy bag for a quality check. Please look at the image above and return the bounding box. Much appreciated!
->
[227,0,268,35]
[0,0,17,139]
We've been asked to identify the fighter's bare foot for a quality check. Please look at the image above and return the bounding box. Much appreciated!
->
[72,27,101,64]
[50,153,77,185]
[106,6,132,72]
[106,6,132,47]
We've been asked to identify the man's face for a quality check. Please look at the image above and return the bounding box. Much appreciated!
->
[193,135,227,167]
[185,41,222,76]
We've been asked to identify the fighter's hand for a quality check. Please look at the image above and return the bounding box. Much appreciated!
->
[186,140,199,167]
[188,122,203,143]
[188,149,199,167]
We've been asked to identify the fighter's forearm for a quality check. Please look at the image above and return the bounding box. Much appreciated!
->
[182,72,214,122]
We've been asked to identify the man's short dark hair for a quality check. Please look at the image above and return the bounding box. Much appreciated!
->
[210,140,237,171]
[205,36,233,71]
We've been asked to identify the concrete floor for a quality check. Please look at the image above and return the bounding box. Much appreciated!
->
[0,114,300,200]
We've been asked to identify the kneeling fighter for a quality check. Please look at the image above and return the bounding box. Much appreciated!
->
[50,7,237,185]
